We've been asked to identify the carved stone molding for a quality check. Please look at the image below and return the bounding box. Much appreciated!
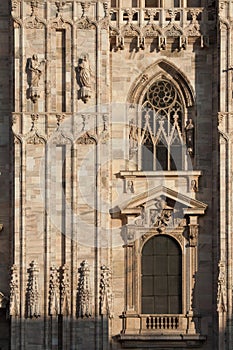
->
[99,265,113,318]
[77,260,92,318]
[9,264,19,316]
[26,261,40,318]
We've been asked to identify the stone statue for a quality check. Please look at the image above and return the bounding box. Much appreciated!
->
[77,54,92,103]
[185,118,195,156]
[27,54,46,103]
[27,54,45,88]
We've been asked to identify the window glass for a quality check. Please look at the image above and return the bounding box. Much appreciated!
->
[145,0,159,8]
[187,0,201,7]
[142,235,182,314]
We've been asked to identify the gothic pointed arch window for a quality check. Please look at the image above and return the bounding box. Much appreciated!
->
[141,79,185,171]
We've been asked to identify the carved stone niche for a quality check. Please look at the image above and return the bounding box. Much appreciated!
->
[111,185,207,348]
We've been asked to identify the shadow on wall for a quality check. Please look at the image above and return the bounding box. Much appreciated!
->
[8,316,111,350]
[0,0,13,349]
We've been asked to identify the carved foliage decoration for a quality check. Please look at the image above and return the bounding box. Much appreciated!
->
[49,266,60,316]
[76,132,96,145]
[77,260,92,318]
[26,261,40,318]
[99,265,112,318]
[9,264,20,316]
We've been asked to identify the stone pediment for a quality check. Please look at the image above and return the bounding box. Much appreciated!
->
[113,185,207,217]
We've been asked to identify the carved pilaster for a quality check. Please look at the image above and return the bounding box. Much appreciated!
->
[99,265,112,318]
[60,264,70,316]
[217,261,227,313]
[48,266,60,316]
[77,260,92,318]
[9,264,19,317]
[26,261,40,318]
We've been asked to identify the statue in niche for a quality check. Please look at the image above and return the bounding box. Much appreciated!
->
[76,54,92,103]
[185,118,195,156]
[26,54,46,103]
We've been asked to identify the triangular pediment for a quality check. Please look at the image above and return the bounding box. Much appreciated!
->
[112,185,207,216]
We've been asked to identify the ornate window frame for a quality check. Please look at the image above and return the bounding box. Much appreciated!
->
[113,186,207,348]
[127,60,195,172]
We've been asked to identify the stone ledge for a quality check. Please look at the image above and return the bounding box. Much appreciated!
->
[116,333,207,348]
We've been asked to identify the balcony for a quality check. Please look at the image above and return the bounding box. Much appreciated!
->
[118,313,206,348]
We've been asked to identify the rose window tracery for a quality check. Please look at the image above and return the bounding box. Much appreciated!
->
[140,80,184,171]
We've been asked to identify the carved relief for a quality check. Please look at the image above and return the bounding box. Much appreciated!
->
[49,266,60,316]
[76,132,96,145]
[188,224,198,247]
[135,206,146,226]
[126,180,134,194]
[60,264,70,316]
[11,0,20,13]
[151,208,173,231]
[26,54,46,103]
[100,114,109,143]
[9,264,20,316]
[217,261,227,312]
[77,260,92,318]
[25,114,46,144]
[26,261,40,318]
[99,265,113,317]
[80,1,91,18]
[55,0,66,17]
[24,1,46,29]
[121,226,136,245]
[76,17,97,30]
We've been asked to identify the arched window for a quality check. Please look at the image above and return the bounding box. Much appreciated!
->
[141,79,184,171]
[141,235,182,314]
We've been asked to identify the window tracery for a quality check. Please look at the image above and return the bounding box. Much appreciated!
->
[140,79,184,171]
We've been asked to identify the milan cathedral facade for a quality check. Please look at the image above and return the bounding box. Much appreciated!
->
[0,0,233,349]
